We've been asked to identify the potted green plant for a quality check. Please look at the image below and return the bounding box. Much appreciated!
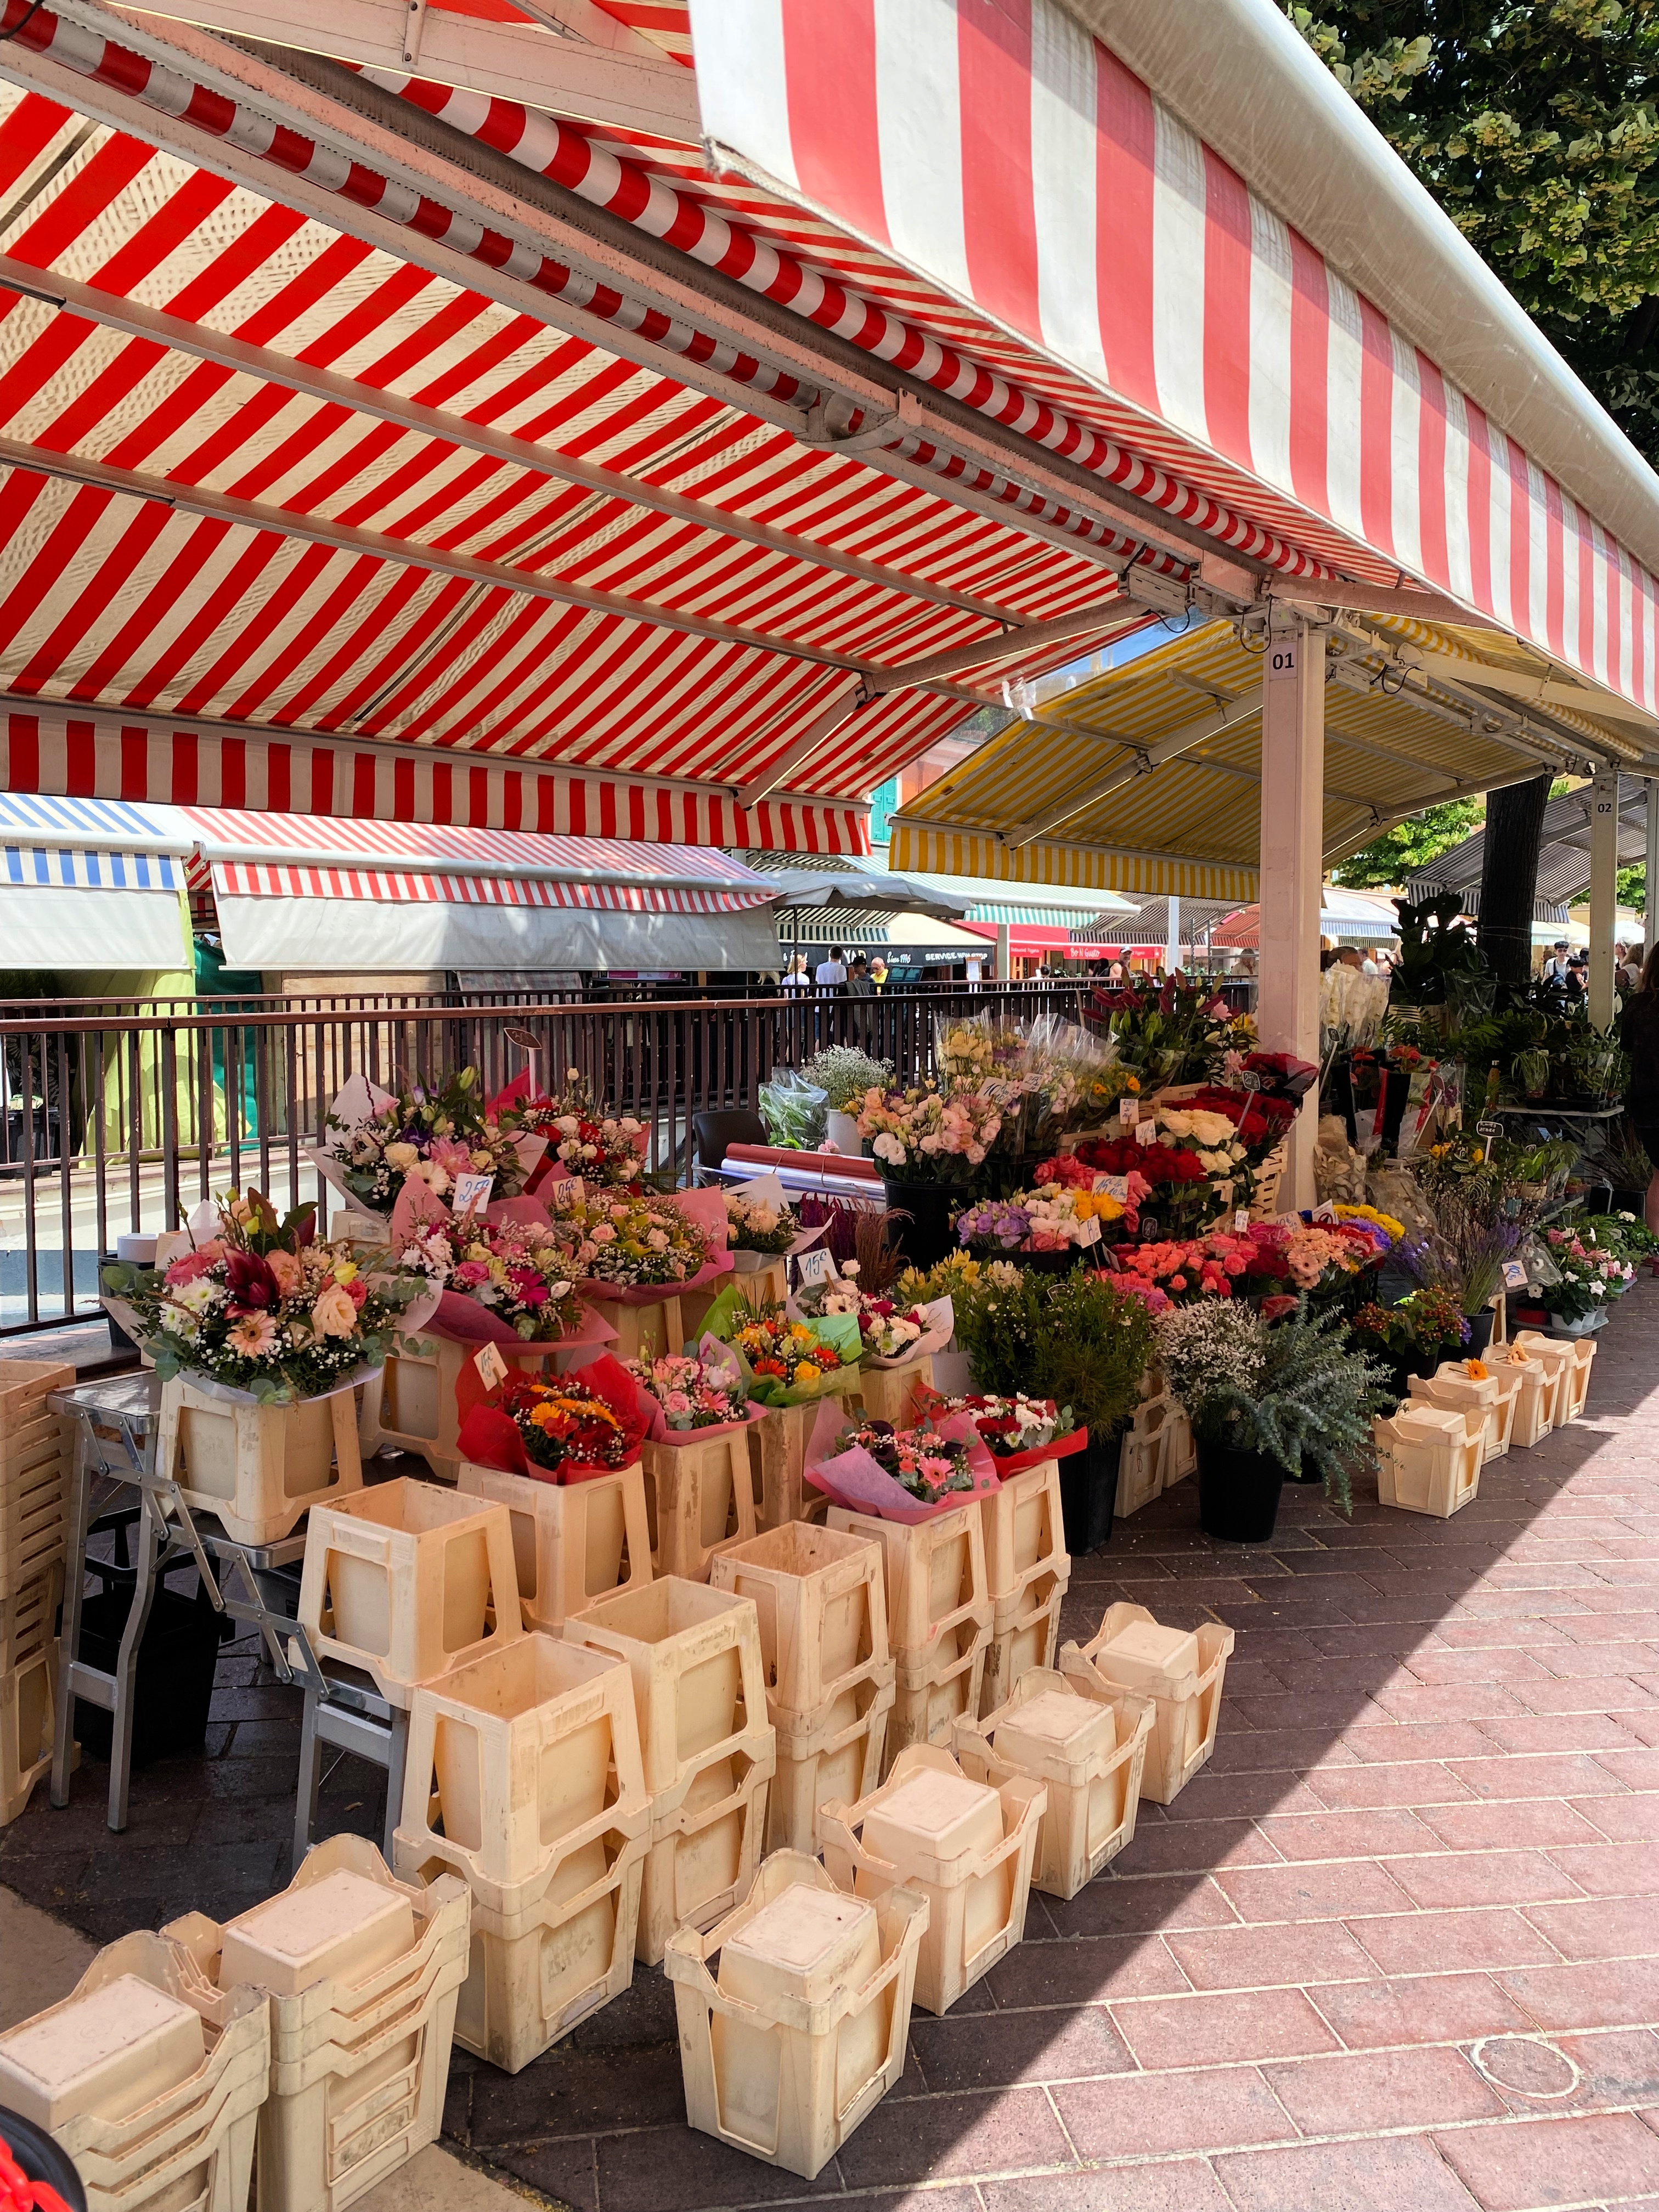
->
[1156,1299,1392,1541]
[1350,1286,1471,1395]
[953,1263,1153,1551]
[799,1045,894,1154]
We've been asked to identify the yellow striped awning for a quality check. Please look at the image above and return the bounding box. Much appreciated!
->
[888,619,1562,896]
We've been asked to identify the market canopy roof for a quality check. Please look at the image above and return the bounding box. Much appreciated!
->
[0,792,190,969]
[1407,786,1655,919]
[3,0,1659,852]
[1212,888,1402,950]
[886,617,1604,898]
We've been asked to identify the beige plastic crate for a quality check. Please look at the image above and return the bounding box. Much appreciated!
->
[453,1824,647,2071]
[1408,1361,1515,1459]
[708,1520,890,1718]
[825,1500,988,1661]
[641,1427,758,1582]
[1059,1603,1235,1805]
[1116,1395,1175,1519]
[1,1560,62,1827]
[955,1668,1153,1900]
[768,1676,894,1854]
[160,1377,362,1548]
[978,1571,1066,1717]
[1164,1403,1197,1484]
[979,1458,1066,1612]
[459,1458,650,1633]
[749,1383,859,1531]
[362,1334,581,1487]
[0,1928,269,2212]
[0,1358,74,1431]
[1500,1348,1554,1448]
[820,1745,1044,2016]
[163,1836,469,2212]
[393,1630,648,1912]
[887,1614,991,1771]
[853,1353,935,1428]
[665,1851,927,2180]
[638,1750,770,1966]
[1373,1403,1485,1519]
[0,1435,67,1604]
[1514,1329,1596,1423]
[295,1478,523,1706]
[583,1292,687,1366]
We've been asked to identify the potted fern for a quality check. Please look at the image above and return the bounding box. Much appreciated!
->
[1156,1299,1392,1541]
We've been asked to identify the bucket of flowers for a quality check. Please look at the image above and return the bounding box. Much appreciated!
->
[548,1182,731,1361]
[101,1190,438,1544]
[315,1068,539,1227]
[1069,1127,1218,1239]
[957,1182,1128,1266]
[855,1083,1003,1266]
[1348,1286,1471,1394]
[1084,976,1240,1089]
[1536,1224,1632,1334]
[494,1065,648,1191]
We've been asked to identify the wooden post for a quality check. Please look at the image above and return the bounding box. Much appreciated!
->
[1588,769,1621,1030]
[1256,615,1326,1208]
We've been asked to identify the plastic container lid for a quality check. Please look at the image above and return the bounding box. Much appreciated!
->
[718,1884,879,2009]
[862,1766,1003,1872]
[114,1234,158,1264]
[1091,1617,1199,1695]
[994,1687,1115,1771]
[218,1869,414,1997]
[0,1975,205,2129]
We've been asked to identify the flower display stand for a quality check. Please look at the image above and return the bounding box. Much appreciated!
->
[1,1560,63,1827]
[889,1628,989,1770]
[163,1835,471,2211]
[955,1668,1154,1900]
[979,1458,1066,1613]
[0,1927,270,2212]
[769,1677,894,1853]
[160,1378,362,1547]
[584,1292,687,1366]
[641,1429,758,1581]
[825,1500,989,1662]
[1059,1603,1234,1805]
[664,1850,927,2181]
[1372,1405,1484,1520]
[1115,1395,1178,1519]
[361,1334,578,1487]
[820,1744,1045,2016]
[749,1379,859,1531]
[1407,1362,1516,1459]
[979,1572,1066,1717]
[1502,1348,1554,1448]
[0,1360,72,1608]
[458,1459,651,1632]
[708,1522,890,1714]
[295,1479,523,1705]
[853,1354,935,1428]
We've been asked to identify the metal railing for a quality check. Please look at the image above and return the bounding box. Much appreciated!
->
[0,982,1086,1333]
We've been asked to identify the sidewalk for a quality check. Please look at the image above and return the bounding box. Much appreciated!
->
[4,1285,1657,2211]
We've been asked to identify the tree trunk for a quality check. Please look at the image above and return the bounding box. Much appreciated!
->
[1477,773,1553,985]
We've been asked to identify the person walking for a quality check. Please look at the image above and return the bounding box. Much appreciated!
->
[1621,944,1659,1232]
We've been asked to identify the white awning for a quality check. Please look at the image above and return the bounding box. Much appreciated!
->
[216,895,781,974]
[0,797,192,970]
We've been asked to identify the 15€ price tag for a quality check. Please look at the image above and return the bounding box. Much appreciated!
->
[796,1246,837,1288]
[473,1342,509,1390]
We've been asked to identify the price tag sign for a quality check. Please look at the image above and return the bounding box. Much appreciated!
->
[473,1342,509,1390]
[796,1246,837,1288]
[1093,1174,1131,1200]
[1119,1097,1139,1127]
[1135,1120,1156,1146]
[1075,1215,1102,1247]
[1234,1209,1251,1233]
[452,1171,495,1216]
[1276,1210,1304,1227]
[1476,1119,1503,1139]
[1502,1259,1528,1290]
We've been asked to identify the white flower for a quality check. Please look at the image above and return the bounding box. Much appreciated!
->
[873,1132,906,1165]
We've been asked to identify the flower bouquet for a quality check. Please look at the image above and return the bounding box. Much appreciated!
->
[498,1065,648,1189]
[724,1186,800,1257]
[931,1390,1086,1476]
[1086,977,1237,1088]
[1070,1130,1218,1237]
[1350,1286,1471,1379]
[804,1403,1000,1525]
[315,1069,539,1221]
[100,1189,434,1404]
[856,1084,1003,1180]
[957,1183,1128,1260]
[549,1183,725,1293]
[454,1353,650,1485]
[1536,1225,1631,1327]
[625,1345,752,1435]
[1107,1231,1263,1310]
[793,1266,953,1361]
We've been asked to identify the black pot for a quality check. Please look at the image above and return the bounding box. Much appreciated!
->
[1058,1431,1119,1555]
[1,2106,88,2212]
[75,1581,224,1767]
[1378,1070,1413,1156]
[1464,1307,1497,1358]
[880,1180,967,1270]
[1610,1186,1646,1215]
[1197,1437,1284,1543]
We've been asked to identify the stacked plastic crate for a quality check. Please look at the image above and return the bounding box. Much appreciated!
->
[709,1522,894,1852]
[1,1358,72,1826]
[978,1455,1070,1714]
[825,1500,991,1769]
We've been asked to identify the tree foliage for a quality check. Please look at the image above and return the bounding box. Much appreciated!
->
[1282,2,1659,461]
[1330,795,1485,888]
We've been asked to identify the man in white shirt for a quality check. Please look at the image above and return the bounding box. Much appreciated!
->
[814,945,848,988]
[1361,949,1380,976]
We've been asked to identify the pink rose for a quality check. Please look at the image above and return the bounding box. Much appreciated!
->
[312,1284,358,1338]
[165,1242,226,1286]
[266,1248,301,1296]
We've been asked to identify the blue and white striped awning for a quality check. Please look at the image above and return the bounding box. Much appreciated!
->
[2,845,183,890]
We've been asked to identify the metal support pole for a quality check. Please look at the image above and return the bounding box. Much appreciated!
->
[995,922,1011,984]
[1257,616,1327,1209]
[1588,769,1621,1030]
[1166,894,1182,975]
[1646,778,1659,966]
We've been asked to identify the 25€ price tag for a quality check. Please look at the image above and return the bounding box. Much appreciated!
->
[473,1342,509,1391]
[796,1246,837,1288]
[453,1171,495,1216]
[1119,1097,1139,1127]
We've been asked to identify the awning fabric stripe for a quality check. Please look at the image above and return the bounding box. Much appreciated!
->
[887,827,1259,905]
[212,860,765,913]
[692,0,1659,724]
[2,843,181,889]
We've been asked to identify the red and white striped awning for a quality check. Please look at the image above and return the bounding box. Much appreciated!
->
[0,0,1653,870]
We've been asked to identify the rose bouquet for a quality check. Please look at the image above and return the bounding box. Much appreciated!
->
[935,1391,1081,1463]
[804,1398,1000,1522]
[321,1068,533,1217]
[1108,1231,1262,1307]
[456,1355,649,1483]
[836,1419,978,1502]
[856,1084,1003,1181]
[723,1187,802,1256]
[796,1265,955,1363]
[626,1351,750,1431]
[101,1190,432,1403]
[550,1187,712,1289]
[510,1066,647,1188]
[399,1212,584,1341]
[1071,1131,1215,1235]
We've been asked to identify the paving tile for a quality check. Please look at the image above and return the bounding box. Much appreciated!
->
[1214,1858,1415,1925]
[1445,1752,1635,1802]
[1551,2027,1659,2111]
[483,2138,598,2212]
[982,2166,1233,2212]
[907,2002,1135,2092]
[1251,1807,1442,1862]
[1571,1792,1659,1842]
[1545,1839,1659,1895]
[1305,1762,1476,1810]
[597,2123,847,2209]
[1039,1872,1238,1939]
[1473,1712,1647,1756]
[1111,1818,1283,1877]
[1155,1772,1325,1824]
[834,2085,1075,2187]
[1386,1848,1586,1911]
[1111,1987,1339,2069]
[1262,2043,1505,2132]
[1419,1799,1612,1852]
[1498,1957,1659,2032]
[985,1934,1191,2008]
[1345,1904,1560,1977]
[1163,1918,1379,1992]
[1212,2134,1481,2212]
[1309,1971,1534,2051]
[469,2044,686,2142]
[1051,2062,1292,2159]
[1590,1743,1659,1787]
[1432,2111,1659,2210]
[1521,1894,1659,1962]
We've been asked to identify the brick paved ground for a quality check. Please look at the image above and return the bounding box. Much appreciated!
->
[5,1284,1659,2211]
